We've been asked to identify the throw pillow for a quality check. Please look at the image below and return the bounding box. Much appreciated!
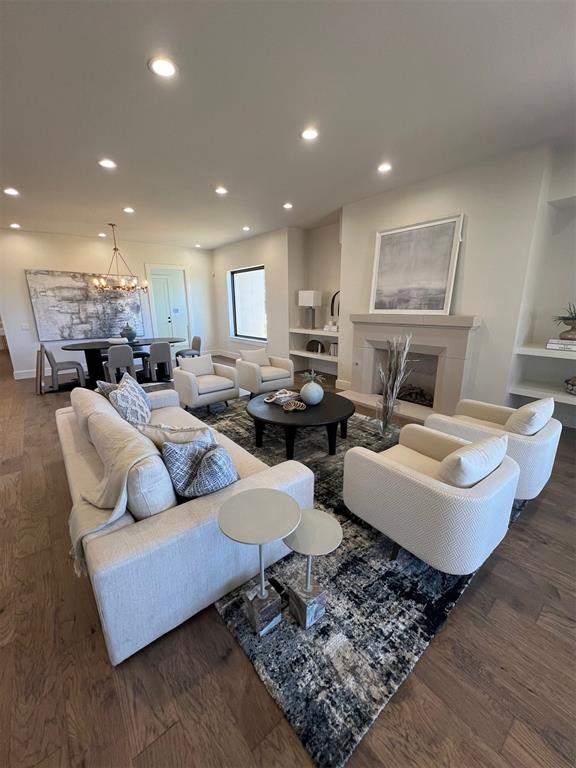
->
[178,354,214,377]
[108,373,152,425]
[436,434,508,488]
[95,379,118,398]
[161,431,218,496]
[239,348,270,366]
[504,397,554,436]
[136,423,213,449]
[186,445,239,498]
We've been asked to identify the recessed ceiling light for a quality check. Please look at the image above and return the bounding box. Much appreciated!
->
[148,57,177,78]
[3,187,19,196]
[123,206,135,214]
[9,223,21,229]
[215,186,228,196]
[98,158,117,169]
[195,243,201,248]
[98,232,107,238]
[300,127,319,141]
[283,202,293,210]
[378,162,392,173]
[242,226,251,232]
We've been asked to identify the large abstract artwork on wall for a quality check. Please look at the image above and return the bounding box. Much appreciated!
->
[369,215,463,314]
[26,269,145,341]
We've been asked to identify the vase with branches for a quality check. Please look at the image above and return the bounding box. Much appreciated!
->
[377,335,412,437]
[554,302,576,341]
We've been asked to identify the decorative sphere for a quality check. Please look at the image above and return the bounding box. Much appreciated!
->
[300,381,324,406]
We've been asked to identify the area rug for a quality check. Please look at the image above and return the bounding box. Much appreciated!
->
[203,399,472,768]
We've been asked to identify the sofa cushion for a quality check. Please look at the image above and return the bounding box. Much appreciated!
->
[108,373,152,425]
[70,387,123,443]
[136,422,213,448]
[436,434,508,488]
[86,412,177,519]
[260,365,288,382]
[179,354,214,376]
[162,440,238,498]
[197,374,235,394]
[383,444,441,478]
[148,406,267,478]
[239,348,270,366]
[504,397,554,436]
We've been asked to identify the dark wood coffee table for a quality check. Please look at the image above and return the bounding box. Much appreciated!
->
[246,392,356,460]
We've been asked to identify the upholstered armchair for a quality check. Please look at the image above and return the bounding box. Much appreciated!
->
[343,424,519,575]
[236,348,294,396]
[425,398,561,501]
[173,354,239,411]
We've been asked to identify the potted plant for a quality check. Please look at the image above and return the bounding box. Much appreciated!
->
[554,303,576,341]
[300,369,326,405]
[378,335,411,438]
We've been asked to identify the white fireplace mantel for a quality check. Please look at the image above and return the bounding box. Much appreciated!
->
[344,313,481,419]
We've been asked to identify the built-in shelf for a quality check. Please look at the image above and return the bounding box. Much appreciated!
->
[289,327,339,338]
[508,381,575,406]
[515,344,576,361]
[289,349,338,363]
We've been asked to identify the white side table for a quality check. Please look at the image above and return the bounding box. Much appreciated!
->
[283,508,343,628]
[218,488,301,636]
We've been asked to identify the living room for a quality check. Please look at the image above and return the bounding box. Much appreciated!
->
[0,2,574,767]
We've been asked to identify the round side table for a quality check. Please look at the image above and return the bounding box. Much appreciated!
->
[218,488,301,636]
[283,508,343,628]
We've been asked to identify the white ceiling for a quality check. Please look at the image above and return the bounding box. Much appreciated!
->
[1,1,574,249]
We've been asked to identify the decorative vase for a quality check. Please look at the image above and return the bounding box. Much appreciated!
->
[120,323,137,342]
[300,381,324,406]
[559,323,576,341]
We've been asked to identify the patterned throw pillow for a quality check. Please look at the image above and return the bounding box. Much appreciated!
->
[108,373,152,425]
[162,437,238,498]
[95,380,119,399]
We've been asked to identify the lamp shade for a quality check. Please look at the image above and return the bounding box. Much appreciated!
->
[298,290,322,308]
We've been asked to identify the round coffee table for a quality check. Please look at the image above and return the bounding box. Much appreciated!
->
[218,488,301,636]
[283,508,343,628]
[246,391,356,460]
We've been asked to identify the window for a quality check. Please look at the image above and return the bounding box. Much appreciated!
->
[229,266,267,340]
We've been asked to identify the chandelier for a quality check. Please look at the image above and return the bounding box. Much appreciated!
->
[93,223,148,293]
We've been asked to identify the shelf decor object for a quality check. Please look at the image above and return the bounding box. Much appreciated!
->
[370,216,463,314]
[93,223,149,294]
[298,290,323,329]
[554,302,576,341]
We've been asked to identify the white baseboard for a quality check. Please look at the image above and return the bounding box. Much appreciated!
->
[336,378,351,390]
[13,368,36,380]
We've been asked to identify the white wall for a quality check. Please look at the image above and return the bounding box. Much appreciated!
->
[212,228,291,358]
[338,146,550,405]
[302,222,341,327]
[0,230,215,378]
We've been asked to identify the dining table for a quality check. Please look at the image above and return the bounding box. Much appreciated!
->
[61,337,186,384]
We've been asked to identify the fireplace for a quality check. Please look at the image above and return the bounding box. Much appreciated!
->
[342,314,480,422]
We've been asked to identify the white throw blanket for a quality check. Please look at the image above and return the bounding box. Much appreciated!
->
[69,429,158,575]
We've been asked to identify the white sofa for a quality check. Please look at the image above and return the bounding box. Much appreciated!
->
[173,354,239,410]
[56,388,313,665]
[425,399,562,500]
[236,349,294,396]
[343,425,519,575]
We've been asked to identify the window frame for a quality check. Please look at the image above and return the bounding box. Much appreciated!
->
[229,265,268,342]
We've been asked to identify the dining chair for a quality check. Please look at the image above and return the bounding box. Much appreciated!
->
[175,336,202,363]
[144,342,173,382]
[42,345,86,391]
[104,344,137,383]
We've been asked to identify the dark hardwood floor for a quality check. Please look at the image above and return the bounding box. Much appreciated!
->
[0,349,574,767]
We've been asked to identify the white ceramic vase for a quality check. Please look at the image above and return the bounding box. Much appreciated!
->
[300,381,324,406]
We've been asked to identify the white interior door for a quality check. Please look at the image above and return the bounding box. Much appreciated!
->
[150,268,190,352]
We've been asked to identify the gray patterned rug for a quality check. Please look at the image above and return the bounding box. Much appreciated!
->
[202,399,471,768]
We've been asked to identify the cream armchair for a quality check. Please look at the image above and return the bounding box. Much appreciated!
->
[236,349,294,396]
[425,399,561,500]
[343,425,519,575]
[173,354,239,411]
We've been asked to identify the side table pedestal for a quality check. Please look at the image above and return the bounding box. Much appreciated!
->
[287,580,326,629]
[243,581,283,636]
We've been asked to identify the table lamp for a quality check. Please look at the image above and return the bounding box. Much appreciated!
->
[298,290,322,329]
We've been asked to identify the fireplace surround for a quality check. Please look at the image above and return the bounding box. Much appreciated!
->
[341,314,480,422]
